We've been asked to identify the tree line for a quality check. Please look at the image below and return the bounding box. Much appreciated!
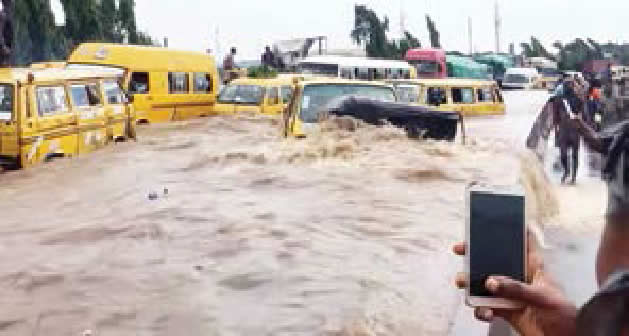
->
[350,5,440,59]
[14,0,153,65]
[352,4,628,72]
[521,37,629,71]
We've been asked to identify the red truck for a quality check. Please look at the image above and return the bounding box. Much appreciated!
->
[405,48,447,79]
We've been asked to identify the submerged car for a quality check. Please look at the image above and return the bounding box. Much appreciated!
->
[283,78,462,141]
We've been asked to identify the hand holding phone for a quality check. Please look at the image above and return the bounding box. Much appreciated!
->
[466,185,526,309]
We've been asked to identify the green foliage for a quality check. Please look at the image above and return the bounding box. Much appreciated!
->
[520,37,554,60]
[14,0,66,64]
[14,0,153,65]
[426,15,441,49]
[118,0,138,43]
[247,65,277,79]
[100,0,120,42]
[61,0,104,45]
[350,5,420,59]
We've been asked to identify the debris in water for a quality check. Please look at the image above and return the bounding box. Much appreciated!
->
[148,192,159,200]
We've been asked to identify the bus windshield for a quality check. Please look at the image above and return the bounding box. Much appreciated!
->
[409,60,440,74]
[0,84,13,121]
[218,85,266,105]
[300,84,396,123]
[298,63,339,77]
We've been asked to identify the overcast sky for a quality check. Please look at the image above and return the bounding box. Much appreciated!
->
[130,0,628,60]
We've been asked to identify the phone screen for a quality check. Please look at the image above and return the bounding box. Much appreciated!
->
[469,191,525,297]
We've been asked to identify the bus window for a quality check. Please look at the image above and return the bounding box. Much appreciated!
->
[71,84,100,107]
[103,80,125,104]
[36,86,68,116]
[193,72,213,93]
[477,87,494,102]
[129,72,149,94]
[281,85,293,103]
[268,87,280,105]
[426,87,447,106]
[0,84,13,121]
[340,68,353,79]
[395,85,420,103]
[452,87,475,104]
[169,72,189,94]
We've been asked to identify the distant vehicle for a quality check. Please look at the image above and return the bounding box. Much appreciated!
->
[282,78,397,137]
[474,54,515,85]
[0,67,135,170]
[214,77,295,115]
[388,78,505,117]
[405,48,447,79]
[68,43,220,124]
[445,55,492,80]
[538,67,562,90]
[502,67,541,90]
[296,56,416,80]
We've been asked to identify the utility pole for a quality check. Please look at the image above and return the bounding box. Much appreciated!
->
[468,17,473,56]
[494,1,501,53]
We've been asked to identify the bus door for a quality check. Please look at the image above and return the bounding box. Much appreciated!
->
[0,83,18,168]
[262,87,283,115]
[166,72,194,121]
[476,85,501,115]
[33,85,79,162]
[102,79,131,141]
[191,72,215,117]
[127,71,156,123]
[69,82,107,154]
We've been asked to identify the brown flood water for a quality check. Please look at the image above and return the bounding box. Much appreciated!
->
[0,91,600,335]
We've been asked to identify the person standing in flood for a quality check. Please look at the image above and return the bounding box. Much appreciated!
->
[554,79,586,184]
[222,47,237,84]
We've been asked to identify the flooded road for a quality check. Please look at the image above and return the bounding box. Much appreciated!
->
[0,91,605,335]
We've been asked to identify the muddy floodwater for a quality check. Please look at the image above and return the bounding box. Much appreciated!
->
[0,91,605,335]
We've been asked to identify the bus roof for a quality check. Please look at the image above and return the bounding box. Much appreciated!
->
[297,78,393,88]
[228,77,297,86]
[0,67,123,83]
[387,78,497,87]
[298,56,412,69]
[67,43,216,72]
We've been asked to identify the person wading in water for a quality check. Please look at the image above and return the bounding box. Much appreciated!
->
[526,78,588,184]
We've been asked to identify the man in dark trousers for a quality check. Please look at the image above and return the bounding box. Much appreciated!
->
[554,79,585,184]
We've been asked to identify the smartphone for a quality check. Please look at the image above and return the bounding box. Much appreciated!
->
[466,185,526,309]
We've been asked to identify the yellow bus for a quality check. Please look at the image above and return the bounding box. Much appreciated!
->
[214,77,296,115]
[388,78,505,116]
[0,67,134,169]
[67,43,219,124]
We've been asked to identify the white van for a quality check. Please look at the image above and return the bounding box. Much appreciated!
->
[502,67,541,90]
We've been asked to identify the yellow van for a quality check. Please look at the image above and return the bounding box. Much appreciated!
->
[214,77,296,115]
[0,68,134,169]
[388,78,505,116]
[283,78,396,137]
[67,43,219,124]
